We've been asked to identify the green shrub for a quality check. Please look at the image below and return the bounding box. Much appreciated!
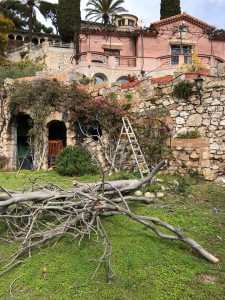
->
[124,91,133,101]
[173,81,194,100]
[55,145,98,176]
[176,130,201,139]
[79,76,97,85]
[107,92,117,101]
[20,50,29,59]
[0,61,43,86]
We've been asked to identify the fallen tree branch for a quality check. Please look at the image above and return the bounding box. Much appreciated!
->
[0,160,219,281]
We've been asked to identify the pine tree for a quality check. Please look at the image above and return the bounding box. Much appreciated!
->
[160,0,181,20]
[57,0,81,43]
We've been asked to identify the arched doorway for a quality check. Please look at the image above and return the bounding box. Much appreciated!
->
[16,114,33,169]
[48,121,67,166]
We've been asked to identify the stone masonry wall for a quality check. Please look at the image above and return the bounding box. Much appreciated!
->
[1,73,225,179]
[82,74,225,180]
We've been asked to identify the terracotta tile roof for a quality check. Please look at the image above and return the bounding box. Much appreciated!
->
[150,13,214,31]
[121,80,141,89]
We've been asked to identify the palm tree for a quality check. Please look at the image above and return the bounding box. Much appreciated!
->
[85,0,127,25]
[26,0,55,42]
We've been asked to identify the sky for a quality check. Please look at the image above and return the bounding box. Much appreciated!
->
[44,0,225,29]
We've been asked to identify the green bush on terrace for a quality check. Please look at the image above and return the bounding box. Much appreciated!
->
[0,60,44,86]
[56,145,99,176]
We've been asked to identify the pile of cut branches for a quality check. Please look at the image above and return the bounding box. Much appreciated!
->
[0,161,218,282]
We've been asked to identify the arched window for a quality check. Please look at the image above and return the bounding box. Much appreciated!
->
[116,76,129,83]
[93,73,108,84]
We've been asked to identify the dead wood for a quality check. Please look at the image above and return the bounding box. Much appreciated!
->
[0,160,219,281]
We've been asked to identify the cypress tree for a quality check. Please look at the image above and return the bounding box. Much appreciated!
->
[160,0,181,20]
[57,0,81,42]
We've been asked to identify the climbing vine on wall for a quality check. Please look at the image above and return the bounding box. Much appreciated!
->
[9,79,65,169]
[137,108,172,169]
[8,80,129,169]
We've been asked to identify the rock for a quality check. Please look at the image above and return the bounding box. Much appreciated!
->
[156,178,163,183]
[196,106,204,114]
[180,111,189,117]
[176,117,185,125]
[170,110,179,117]
[157,192,164,198]
[211,99,220,105]
[186,114,202,126]
[144,192,155,198]
[163,100,170,106]
[135,190,143,196]
[190,151,199,159]
[202,119,210,126]
[161,185,167,191]
[211,143,220,150]
[172,180,179,186]
[203,97,213,104]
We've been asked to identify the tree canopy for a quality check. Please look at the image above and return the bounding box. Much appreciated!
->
[85,0,127,25]
[57,0,81,43]
[0,0,54,40]
[160,0,181,20]
[0,14,14,56]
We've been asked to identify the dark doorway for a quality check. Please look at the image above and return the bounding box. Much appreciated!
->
[48,121,67,166]
[17,114,33,169]
[48,121,67,146]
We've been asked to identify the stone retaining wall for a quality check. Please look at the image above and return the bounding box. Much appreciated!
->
[83,74,225,179]
[1,73,225,179]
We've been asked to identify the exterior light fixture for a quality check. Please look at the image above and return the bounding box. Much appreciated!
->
[194,74,204,104]
[141,70,145,77]
[194,74,204,90]
[179,22,188,38]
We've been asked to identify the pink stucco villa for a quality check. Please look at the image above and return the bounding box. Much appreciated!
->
[73,12,225,83]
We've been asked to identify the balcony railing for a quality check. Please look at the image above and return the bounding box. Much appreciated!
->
[91,52,109,64]
[49,42,73,48]
[116,56,136,67]
[74,52,224,71]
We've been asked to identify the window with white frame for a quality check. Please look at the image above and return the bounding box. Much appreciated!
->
[128,19,135,26]
[104,49,120,66]
[118,19,125,26]
[171,45,192,65]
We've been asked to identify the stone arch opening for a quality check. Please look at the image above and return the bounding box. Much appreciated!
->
[48,120,67,166]
[93,73,108,84]
[16,114,33,170]
[116,76,129,83]
[8,34,15,40]
[16,35,23,41]
[24,36,29,43]
[32,37,38,44]
[40,38,45,43]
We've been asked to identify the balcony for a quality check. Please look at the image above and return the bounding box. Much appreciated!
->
[73,52,224,73]
[75,52,137,69]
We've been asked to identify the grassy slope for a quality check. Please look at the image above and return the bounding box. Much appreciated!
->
[0,171,224,300]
